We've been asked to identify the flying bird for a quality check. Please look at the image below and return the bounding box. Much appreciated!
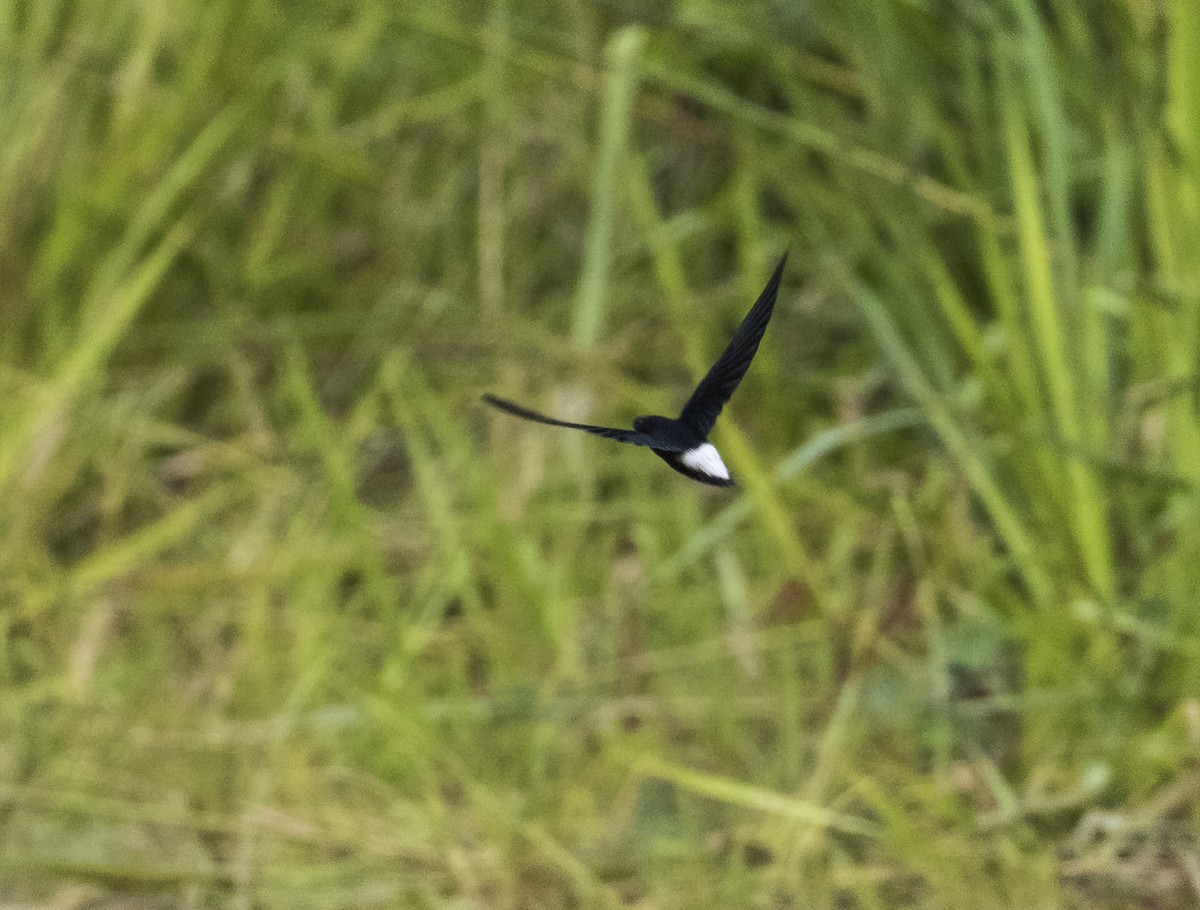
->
[484,252,788,487]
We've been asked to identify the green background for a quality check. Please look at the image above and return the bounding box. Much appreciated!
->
[2,0,1198,907]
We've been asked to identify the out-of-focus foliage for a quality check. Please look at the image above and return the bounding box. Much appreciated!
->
[1,1,1197,907]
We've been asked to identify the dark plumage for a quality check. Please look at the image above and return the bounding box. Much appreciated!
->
[484,252,788,487]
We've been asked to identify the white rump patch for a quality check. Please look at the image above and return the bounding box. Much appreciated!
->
[681,443,730,481]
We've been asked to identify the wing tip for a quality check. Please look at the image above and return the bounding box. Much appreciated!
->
[482,392,513,411]
[482,393,527,420]
[768,247,790,287]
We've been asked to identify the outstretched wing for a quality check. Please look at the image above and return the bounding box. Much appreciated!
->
[483,394,659,447]
[677,252,787,437]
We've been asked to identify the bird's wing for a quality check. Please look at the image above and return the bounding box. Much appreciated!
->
[677,252,787,437]
[483,394,670,448]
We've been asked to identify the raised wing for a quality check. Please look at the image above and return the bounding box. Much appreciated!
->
[678,252,787,436]
[483,394,660,447]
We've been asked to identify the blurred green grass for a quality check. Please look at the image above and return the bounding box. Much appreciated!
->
[2,0,1198,907]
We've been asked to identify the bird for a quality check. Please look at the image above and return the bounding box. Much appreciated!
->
[483,251,788,487]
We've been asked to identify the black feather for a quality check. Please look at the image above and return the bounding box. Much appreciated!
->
[678,251,788,437]
[483,252,788,486]
[482,394,659,447]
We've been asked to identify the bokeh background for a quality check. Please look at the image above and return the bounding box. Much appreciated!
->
[3,0,1199,907]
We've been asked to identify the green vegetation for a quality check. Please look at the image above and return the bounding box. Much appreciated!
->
[2,0,1198,906]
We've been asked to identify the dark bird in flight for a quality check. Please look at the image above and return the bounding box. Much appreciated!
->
[484,252,788,487]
